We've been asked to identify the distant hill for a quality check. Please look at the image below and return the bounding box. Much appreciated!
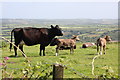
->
[1,19,117,26]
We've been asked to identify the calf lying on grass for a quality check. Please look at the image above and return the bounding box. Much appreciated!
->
[50,35,80,56]
[96,35,111,55]
[82,43,95,48]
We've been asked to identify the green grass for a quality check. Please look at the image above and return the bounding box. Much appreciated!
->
[1,42,119,78]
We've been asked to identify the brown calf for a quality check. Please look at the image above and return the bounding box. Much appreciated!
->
[82,43,95,48]
[50,35,80,56]
[96,35,111,55]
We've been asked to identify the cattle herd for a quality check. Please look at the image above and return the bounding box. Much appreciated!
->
[10,25,112,57]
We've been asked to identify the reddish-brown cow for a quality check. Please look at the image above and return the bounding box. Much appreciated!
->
[50,35,80,56]
[96,35,111,55]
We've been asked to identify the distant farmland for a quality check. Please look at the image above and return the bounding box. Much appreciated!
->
[1,19,118,43]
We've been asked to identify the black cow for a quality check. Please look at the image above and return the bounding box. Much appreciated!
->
[10,25,63,57]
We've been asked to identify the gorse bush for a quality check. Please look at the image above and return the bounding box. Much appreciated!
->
[0,41,8,48]
[21,61,53,79]
[98,66,118,79]
[2,58,53,79]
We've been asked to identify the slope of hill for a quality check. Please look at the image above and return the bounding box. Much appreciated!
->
[1,19,118,43]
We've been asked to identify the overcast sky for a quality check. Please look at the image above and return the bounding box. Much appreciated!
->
[1,2,118,19]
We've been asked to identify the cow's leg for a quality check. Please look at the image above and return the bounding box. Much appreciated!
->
[103,45,106,54]
[40,45,46,56]
[14,43,19,57]
[70,48,72,54]
[100,46,103,55]
[19,45,25,57]
[97,44,99,55]
[72,47,74,53]
[14,39,22,57]
[40,45,43,56]
[56,46,59,56]
[13,32,23,57]
[70,46,74,54]
[43,46,45,56]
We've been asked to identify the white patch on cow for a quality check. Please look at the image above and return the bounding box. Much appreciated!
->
[92,43,95,45]
[19,40,25,46]
[100,52,102,55]
[86,45,88,47]
[56,53,58,56]
[62,31,64,34]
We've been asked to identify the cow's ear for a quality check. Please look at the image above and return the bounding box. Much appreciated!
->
[55,25,59,28]
[104,35,107,38]
[72,35,75,37]
[51,25,54,28]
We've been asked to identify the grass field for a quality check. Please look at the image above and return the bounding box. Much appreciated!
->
[1,19,118,78]
[1,42,119,78]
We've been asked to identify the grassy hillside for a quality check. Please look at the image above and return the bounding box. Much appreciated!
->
[1,19,119,78]
[1,42,119,78]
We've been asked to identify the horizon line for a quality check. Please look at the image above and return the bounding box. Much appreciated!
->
[1,18,118,20]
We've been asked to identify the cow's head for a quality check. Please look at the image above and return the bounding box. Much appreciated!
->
[104,35,111,41]
[51,25,63,36]
[71,35,80,41]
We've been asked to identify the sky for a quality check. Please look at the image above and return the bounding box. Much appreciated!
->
[0,1,118,19]
[0,0,119,2]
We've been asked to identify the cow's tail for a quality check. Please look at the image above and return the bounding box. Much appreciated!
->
[10,29,14,51]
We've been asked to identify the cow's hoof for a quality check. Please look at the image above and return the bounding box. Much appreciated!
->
[56,53,58,56]
[100,53,102,55]
[96,53,99,55]
[15,55,18,57]
[39,54,42,56]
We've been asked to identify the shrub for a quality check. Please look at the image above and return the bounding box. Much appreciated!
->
[0,41,8,48]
